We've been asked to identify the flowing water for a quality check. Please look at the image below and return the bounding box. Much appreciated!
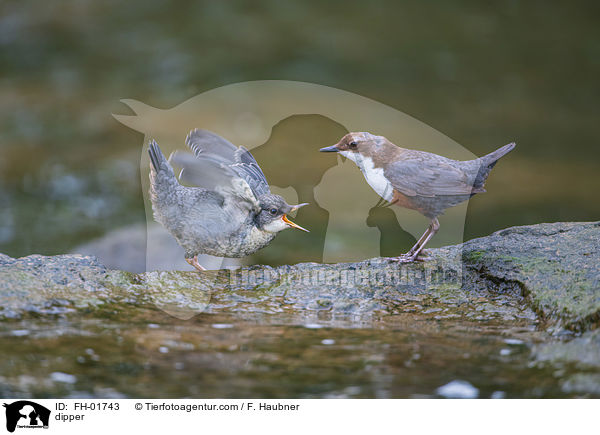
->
[0,310,573,398]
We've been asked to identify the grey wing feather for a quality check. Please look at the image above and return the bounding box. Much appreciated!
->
[384,152,480,197]
[166,128,272,212]
[148,140,226,230]
[185,128,237,159]
[178,128,270,198]
[170,151,233,191]
[229,146,270,197]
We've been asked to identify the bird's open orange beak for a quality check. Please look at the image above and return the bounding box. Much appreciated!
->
[282,214,309,232]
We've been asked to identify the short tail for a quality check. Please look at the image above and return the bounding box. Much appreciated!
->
[148,140,178,212]
[473,142,516,189]
[148,140,171,173]
[481,142,516,166]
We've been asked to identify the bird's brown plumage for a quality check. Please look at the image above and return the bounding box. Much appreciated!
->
[320,132,515,262]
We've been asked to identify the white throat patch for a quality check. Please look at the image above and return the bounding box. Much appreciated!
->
[262,216,289,233]
[340,151,394,202]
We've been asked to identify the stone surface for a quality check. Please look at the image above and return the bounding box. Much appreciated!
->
[456,221,600,332]
[0,221,599,398]
[7,221,599,332]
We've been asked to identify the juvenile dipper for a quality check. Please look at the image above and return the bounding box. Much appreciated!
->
[149,128,308,271]
[320,132,515,263]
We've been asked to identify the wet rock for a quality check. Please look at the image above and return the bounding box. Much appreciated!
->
[0,253,220,321]
[1,221,599,398]
[0,254,119,319]
[2,221,599,332]
[0,253,528,324]
[457,221,600,332]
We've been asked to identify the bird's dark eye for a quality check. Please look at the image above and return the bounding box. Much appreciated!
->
[269,208,278,215]
[349,141,357,149]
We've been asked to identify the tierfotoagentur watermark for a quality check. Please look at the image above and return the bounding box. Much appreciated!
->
[114,80,473,318]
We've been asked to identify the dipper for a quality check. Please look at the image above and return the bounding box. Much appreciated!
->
[320,132,515,262]
[149,129,308,271]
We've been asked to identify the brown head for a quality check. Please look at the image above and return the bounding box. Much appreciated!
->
[319,132,398,165]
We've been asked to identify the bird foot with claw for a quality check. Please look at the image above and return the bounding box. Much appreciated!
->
[388,254,417,263]
[185,256,206,272]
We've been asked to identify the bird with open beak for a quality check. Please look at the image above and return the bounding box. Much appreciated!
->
[149,128,309,271]
[320,132,515,263]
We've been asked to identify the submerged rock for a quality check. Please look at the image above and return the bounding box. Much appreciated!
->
[533,329,600,396]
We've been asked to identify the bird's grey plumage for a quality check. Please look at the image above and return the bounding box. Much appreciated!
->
[149,140,257,258]
[185,128,238,158]
[472,142,516,189]
[148,131,308,267]
[174,128,271,198]
[381,143,515,218]
[383,150,482,197]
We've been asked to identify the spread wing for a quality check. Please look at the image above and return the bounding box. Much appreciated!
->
[229,147,271,198]
[383,151,479,197]
[184,128,238,158]
[182,129,270,197]
[169,129,270,212]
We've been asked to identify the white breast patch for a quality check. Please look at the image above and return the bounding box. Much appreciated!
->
[340,151,394,202]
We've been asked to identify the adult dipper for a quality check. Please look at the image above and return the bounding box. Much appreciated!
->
[320,132,515,263]
[149,128,308,271]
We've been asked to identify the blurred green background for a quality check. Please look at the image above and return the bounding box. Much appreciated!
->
[1,0,599,261]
